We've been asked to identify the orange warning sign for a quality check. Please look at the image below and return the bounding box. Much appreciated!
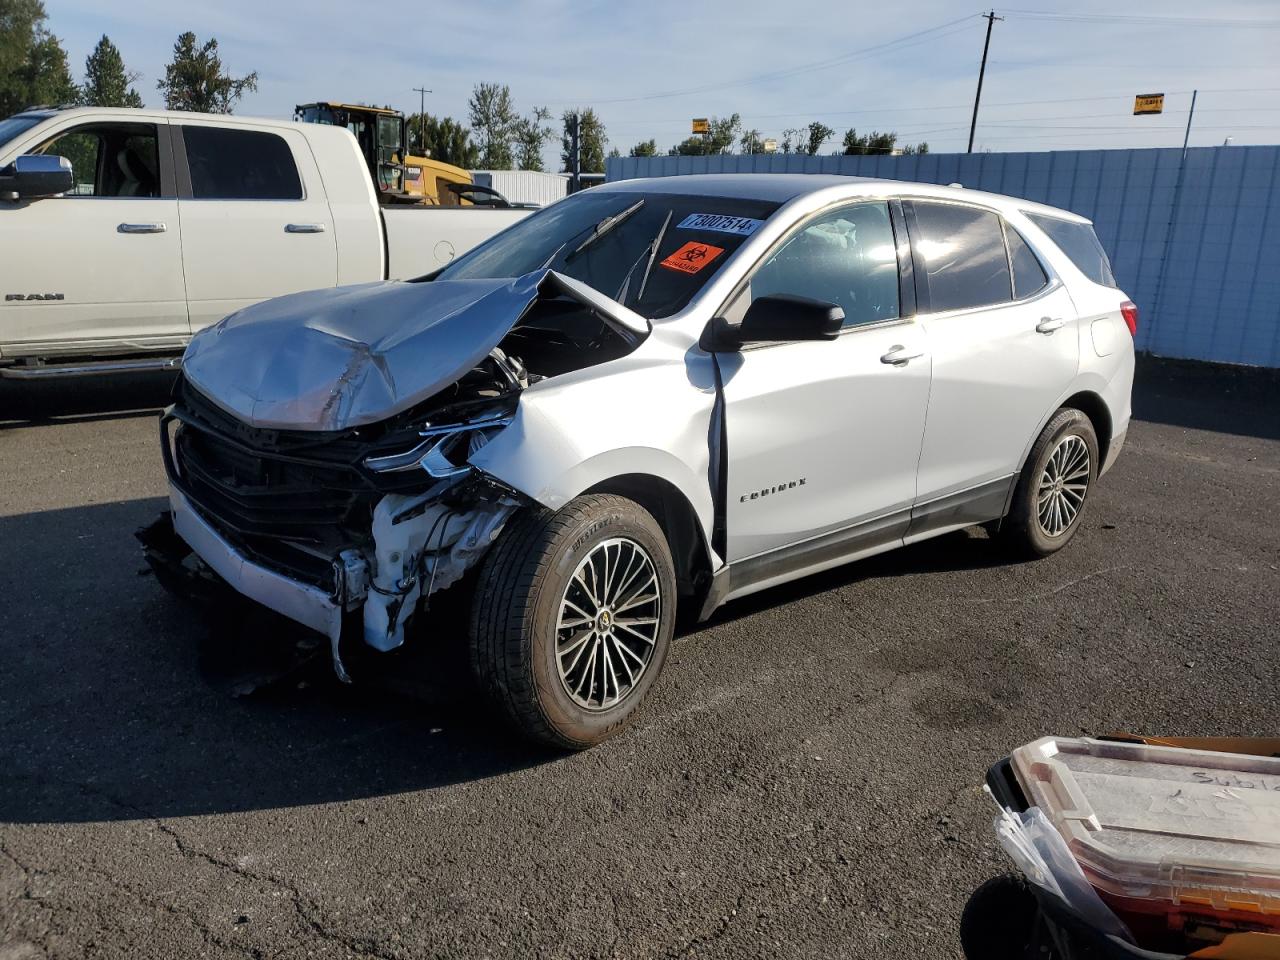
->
[659,241,725,275]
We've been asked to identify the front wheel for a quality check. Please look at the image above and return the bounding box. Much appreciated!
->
[469,494,677,750]
[1000,408,1099,558]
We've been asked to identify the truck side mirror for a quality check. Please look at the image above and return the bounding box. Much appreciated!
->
[0,154,74,202]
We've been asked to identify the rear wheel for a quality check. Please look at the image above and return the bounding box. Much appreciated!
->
[469,494,677,750]
[1000,408,1099,558]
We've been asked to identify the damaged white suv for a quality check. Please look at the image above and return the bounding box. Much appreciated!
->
[143,174,1135,748]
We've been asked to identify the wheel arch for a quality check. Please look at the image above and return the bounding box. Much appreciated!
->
[1060,389,1113,467]
[582,473,715,607]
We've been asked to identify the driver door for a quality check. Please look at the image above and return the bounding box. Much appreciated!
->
[715,200,932,594]
[1,119,187,355]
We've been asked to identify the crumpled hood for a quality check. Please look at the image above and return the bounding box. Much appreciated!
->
[182,273,543,431]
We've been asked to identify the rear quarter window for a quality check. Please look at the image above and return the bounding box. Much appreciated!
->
[1026,213,1116,287]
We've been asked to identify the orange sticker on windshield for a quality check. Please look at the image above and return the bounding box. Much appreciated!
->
[659,241,725,275]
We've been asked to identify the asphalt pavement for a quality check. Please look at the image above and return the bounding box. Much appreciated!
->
[1,356,1277,959]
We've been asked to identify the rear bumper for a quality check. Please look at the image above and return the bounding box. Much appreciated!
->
[166,483,343,642]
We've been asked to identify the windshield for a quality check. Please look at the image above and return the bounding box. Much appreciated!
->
[0,114,47,154]
[435,190,781,318]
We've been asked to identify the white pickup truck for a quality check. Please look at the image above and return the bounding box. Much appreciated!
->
[0,106,531,378]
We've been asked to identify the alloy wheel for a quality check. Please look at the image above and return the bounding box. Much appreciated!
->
[555,537,661,711]
[1037,434,1090,537]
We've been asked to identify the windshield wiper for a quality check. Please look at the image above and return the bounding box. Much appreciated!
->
[564,198,645,262]
[614,209,672,305]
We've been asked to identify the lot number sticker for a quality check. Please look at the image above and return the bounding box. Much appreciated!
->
[676,213,763,236]
[660,241,725,275]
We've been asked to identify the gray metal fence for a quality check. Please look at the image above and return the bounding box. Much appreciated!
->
[607,147,1280,368]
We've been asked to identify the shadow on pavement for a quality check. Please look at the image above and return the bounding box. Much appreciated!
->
[0,497,553,825]
[0,370,179,428]
[1132,354,1280,441]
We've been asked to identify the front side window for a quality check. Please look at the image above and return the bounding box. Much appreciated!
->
[910,201,1012,313]
[435,190,781,319]
[33,123,161,197]
[182,126,302,200]
[1006,224,1049,299]
[1026,213,1116,287]
[743,201,900,328]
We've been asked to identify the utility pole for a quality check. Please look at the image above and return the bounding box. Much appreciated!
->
[1182,89,1198,155]
[412,86,431,153]
[967,10,1002,154]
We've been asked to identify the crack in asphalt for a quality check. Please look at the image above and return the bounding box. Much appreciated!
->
[24,779,402,960]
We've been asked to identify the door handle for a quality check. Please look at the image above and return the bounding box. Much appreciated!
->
[285,223,326,233]
[880,345,924,366]
[118,222,167,234]
[1036,316,1066,334]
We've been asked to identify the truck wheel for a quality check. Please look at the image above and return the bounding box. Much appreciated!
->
[469,494,677,750]
[1000,408,1099,558]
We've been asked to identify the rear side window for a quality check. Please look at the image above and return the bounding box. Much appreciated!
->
[182,126,303,200]
[1026,213,1116,287]
[1006,225,1049,299]
[910,201,1011,312]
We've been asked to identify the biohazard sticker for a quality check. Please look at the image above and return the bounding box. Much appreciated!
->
[659,241,725,275]
[676,213,763,236]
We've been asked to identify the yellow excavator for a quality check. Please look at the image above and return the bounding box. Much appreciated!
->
[294,102,474,205]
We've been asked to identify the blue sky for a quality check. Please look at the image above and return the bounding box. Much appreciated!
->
[44,0,1280,165]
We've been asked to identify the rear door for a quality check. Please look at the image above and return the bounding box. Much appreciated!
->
[716,200,931,584]
[174,123,338,332]
[904,199,1079,535]
[0,118,187,355]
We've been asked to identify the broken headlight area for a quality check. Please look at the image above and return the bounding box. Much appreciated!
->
[153,368,529,681]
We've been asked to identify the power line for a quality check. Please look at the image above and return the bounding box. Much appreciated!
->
[1003,10,1280,28]
[546,15,980,106]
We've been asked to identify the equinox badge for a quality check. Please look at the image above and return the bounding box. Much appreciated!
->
[739,478,806,503]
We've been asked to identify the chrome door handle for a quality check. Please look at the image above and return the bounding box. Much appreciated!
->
[118,222,167,234]
[1036,316,1066,334]
[880,345,924,366]
[285,223,326,233]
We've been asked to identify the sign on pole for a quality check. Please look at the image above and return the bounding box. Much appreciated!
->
[1133,93,1165,115]
[762,138,778,153]
[691,118,710,134]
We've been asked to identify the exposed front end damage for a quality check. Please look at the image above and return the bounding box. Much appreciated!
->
[142,270,649,680]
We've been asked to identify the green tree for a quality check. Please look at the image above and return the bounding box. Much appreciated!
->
[513,105,553,171]
[805,121,834,156]
[468,81,517,169]
[842,129,901,155]
[560,107,607,174]
[406,113,479,168]
[0,0,77,116]
[628,138,657,158]
[81,34,142,107]
[157,32,256,113]
[902,141,929,155]
[739,128,765,154]
[671,113,741,156]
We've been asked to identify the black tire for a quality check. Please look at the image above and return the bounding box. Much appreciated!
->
[468,494,677,750]
[959,873,1045,960]
[1001,407,1099,558]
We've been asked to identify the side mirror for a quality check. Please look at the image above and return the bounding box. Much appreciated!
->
[729,294,845,348]
[0,154,74,202]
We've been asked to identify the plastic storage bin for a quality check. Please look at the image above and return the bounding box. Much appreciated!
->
[1009,737,1280,941]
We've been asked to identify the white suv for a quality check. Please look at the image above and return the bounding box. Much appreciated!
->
[143,174,1136,748]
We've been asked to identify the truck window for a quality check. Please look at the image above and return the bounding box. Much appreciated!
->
[182,126,303,200]
[33,123,162,198]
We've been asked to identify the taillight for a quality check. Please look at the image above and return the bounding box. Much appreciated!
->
[1120,301,1138,337]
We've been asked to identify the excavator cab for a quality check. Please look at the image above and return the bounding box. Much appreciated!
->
[295,102,408,199]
